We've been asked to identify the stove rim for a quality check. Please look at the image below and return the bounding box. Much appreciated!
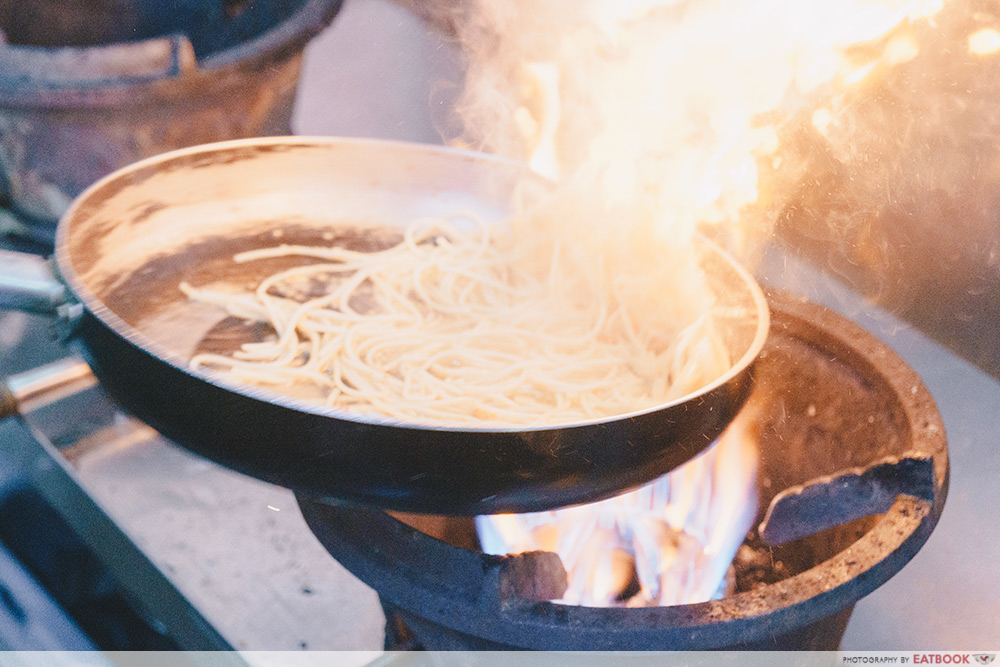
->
[296,290,949,650]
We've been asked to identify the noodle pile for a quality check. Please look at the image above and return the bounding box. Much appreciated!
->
[181,215,730,426]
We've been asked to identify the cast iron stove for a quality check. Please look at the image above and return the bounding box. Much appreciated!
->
[297,289,948,651]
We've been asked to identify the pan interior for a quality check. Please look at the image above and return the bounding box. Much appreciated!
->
[57,138,767,427]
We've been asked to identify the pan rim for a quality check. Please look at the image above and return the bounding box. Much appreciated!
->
[54,135,770,434]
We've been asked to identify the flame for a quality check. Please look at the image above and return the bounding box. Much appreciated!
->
[516,62,562,180]
[456,0,949,607]
[969,28,1000,55]
[454,0,946,256]
[477,425,758,607]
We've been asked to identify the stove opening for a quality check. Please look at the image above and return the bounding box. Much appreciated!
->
[476,418,758,607]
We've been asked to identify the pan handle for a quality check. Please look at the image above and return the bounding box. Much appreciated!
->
[1,357,97,421]
[0,249,68,314]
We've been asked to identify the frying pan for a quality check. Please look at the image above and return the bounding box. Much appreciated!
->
[0,137,769,515]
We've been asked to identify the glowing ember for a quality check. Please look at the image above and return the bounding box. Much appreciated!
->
[477,424,758,606]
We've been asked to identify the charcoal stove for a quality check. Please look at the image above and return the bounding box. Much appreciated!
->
[297,289,948,651]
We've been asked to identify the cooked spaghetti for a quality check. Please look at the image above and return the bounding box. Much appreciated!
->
[181,214,730,426]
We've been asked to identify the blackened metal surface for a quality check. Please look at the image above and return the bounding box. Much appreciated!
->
[0,0,342,241]
[296,291,948,650]
[1,0,307,58]
[759,454,935,545]
[382,604,855,651]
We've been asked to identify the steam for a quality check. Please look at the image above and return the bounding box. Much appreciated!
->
[766,0,1000,325]
[444,0,946,262]
[441,0,965,608]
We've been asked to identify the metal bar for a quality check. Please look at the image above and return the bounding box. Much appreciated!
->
[0,249,66,314]
[5,357,96,414]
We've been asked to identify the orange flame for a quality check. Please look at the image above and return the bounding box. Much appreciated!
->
[477,425,758,606]
[969,27,1000,55]
[461,0,950,607]
[455,0,946,254]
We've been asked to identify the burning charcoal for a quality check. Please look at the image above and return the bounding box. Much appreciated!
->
[496,550,568,605]
[475,424,758,608]
[732,538,795,591]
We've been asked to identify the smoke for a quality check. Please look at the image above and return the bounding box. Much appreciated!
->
[765,0,1000,322]
[444,0,945,264]
[417,0,1000,377]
